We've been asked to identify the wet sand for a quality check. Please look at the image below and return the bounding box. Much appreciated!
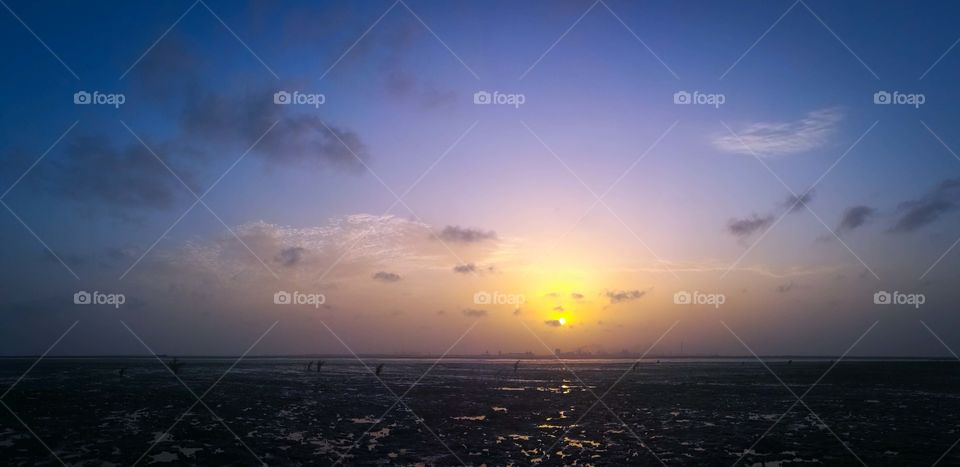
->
[1,359,958,466]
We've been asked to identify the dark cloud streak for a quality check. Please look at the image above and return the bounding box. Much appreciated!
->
[372,271,402,282]
[890,179,960,233]
[437,226,497,243]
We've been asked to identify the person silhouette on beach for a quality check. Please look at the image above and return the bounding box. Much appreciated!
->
[118,367,126,377]
[632,362,640,372]
[317,360,324,372]
[307,361,313,371]
[375,363,384,376]
[169,357,184,375]
[513,360,520,373]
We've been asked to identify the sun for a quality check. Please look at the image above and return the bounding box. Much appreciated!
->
[558,317,567,326]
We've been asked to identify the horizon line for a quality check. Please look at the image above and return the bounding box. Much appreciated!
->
[0,354,956,360]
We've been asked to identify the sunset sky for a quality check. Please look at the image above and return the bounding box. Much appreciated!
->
[3,0,960,356]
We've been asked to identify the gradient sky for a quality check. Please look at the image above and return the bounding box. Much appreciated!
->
[3,0,960,357]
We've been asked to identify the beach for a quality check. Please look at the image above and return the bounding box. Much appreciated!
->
[1,359,958,466]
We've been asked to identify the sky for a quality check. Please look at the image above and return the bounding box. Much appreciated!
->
[2,0,960,357]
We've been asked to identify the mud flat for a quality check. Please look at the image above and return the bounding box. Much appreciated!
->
[1,359,958,465]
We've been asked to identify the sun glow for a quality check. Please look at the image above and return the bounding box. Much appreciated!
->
[558,317,567,326]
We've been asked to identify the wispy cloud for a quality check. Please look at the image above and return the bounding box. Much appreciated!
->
[782,190,815,213]
[714,108,842,157]
[837,205,876,234]
[728,214,775,239]
[617,261,846,279]
[729,191,814,239]
[167,215,442,285]
[890,178,960,233]
[452,262,495,274]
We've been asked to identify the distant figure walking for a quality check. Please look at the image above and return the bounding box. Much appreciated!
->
[317,360,324,372]
[788,360,793,365]
[170,357,184,375]
[307,361,313,371]
[631,362,640,372]
[118,367,127,377]
[375,363,384,376]
[513,360,520,373]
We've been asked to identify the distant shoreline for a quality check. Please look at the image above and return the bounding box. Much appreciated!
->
[0,355,956,361]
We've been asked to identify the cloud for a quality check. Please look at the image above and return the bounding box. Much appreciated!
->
[776,282,795,293]
[544,319,563,327]
[384,69,458,110]
[44,135,189,210]
[164,215,443,285]
[553,306,564,312]
[713,108,842,157]
[571,292,584,300]
[728,214,774,238]
[452,263,494,274]
[372,271,402,282]
[437,226,497,243]
[275,247,306,267]
[135,213,513,309]
[782,190,815,213]
[180,90,370,172]
[730,191,813,239]
[604,289,646,304]
[30,87,371,213]
[890,179,960,233]
[462,308,488,318]
[836,206,876,234]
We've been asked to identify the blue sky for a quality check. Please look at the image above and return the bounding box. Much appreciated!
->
[3,0,960,356]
